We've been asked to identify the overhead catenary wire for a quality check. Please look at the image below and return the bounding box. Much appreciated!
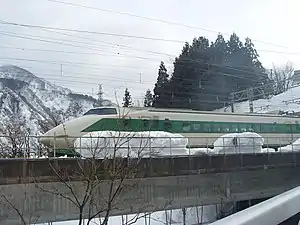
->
[0,53,272,92]
[0,45,166,62]
[0,31,166,60]
[0,67,242,102]
[46,0,292,49]
[25,75,270,101]
[28,26,176,57]
[0,56,150,73]
[0,25,291,79]
[0,23,298,59]
[0,24,288,80]
[0,20,185,43]
[0,29,174,61]
[0,64,240,100]
[0,28,174,58]
[0,20,289,103]
[0,55,267,84]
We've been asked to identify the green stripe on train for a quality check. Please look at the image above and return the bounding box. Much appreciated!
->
[81,118,300,134]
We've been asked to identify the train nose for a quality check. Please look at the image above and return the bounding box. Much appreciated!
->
[39,123,73,148]
[39,115,101,149]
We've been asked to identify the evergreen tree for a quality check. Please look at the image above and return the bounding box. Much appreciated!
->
[169,37,211,109]
[122,88,133,107]
[153,61,170,107]
[152,32,270,111]
[144,89,153,107]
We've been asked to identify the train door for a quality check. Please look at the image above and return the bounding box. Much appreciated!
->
[163,118,172,132]
[284,121,294,144]
[121,115,131,131]
[140,116,151,131]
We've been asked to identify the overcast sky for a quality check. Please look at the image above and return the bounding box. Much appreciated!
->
[1,0,300,105]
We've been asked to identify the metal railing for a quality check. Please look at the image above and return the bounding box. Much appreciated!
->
[0,134,299,159]
[210,185,300,225]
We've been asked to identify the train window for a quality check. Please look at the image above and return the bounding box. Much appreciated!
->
[230,124,239,132]
[222,124,230,132]
[203,123,211,132]
[239,123,253,132]
[182,122,192,132]
[251,124,260,132]
[83,108,117,115]
[212,123,222,132]
[261,124,276,133]
[192,123,201,132]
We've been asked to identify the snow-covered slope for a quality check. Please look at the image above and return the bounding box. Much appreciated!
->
[0,65,113,136]
[215,85,300,114]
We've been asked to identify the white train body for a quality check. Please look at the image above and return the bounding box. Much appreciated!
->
[40,107,300,150]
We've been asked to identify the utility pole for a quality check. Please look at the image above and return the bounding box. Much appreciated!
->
[230,93,235,113]
[97,84,104,107]
[182,208,186,225]
[139,73,142,83]
[247,87,254,113]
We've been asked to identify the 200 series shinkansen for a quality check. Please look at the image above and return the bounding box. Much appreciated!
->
[39,106,300,154]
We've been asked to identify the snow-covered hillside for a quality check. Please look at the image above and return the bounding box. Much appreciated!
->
[215,85,300,114]
[0,65,113,136]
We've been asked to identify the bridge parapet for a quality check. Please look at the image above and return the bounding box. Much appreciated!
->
[0,152,300,185]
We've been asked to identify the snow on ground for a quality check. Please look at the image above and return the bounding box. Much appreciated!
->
[261,148,277,153]
[215,85,300,113]
[48,205,217,225]
[74,131,189,158]
[278,138,300,152]
[189,147,214,155]
[75,131,297,158]
[214,132,264,154]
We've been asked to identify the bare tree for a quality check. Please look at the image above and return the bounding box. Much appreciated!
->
[269,62,294,94]
[0,115,31,158]
[32,106,170,225]
[0,95,171,225]
[0,183,40,225]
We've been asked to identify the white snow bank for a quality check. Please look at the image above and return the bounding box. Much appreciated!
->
[189,148,214,155]
[215,85,300,114]
[214,132,264,154]
[74,131,189,158]
[261,148,277,153]
[278,138,300,152]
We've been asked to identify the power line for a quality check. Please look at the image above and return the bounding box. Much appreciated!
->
[30,72,153,85]
[29,76,247,100]
[31,27,175,57]
[0,29,174,60]
[0,31,115,53]
[0,45,164,62]
[0,62,155,83]
[0,20,185,43]
[46,0,291,49]
[1,21,296,59]
[0,55,265,84]
[0,54,270,90]
[0,64,279,107]
[0,22,298,72]
[0,65,236,99]
[0,56,148,73]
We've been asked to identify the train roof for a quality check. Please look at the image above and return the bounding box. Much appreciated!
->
[83,106,300,118]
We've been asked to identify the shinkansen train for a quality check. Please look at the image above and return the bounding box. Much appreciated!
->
[40,106,300,154]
